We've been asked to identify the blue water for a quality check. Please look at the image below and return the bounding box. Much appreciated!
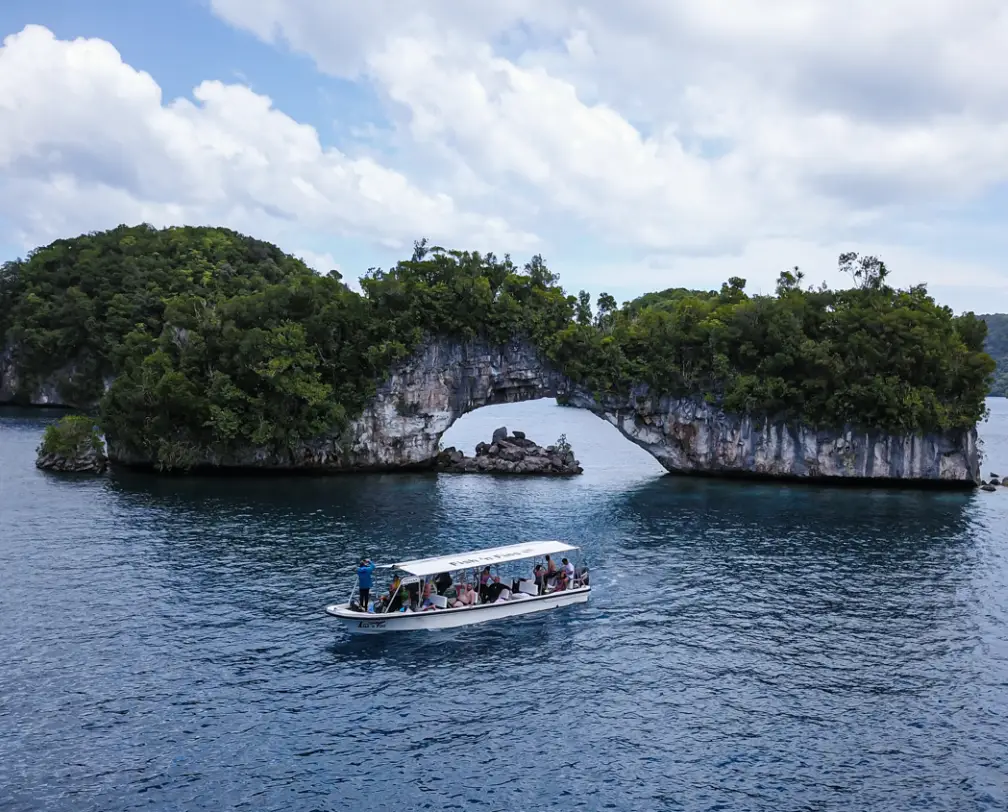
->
[2,399,1008,811]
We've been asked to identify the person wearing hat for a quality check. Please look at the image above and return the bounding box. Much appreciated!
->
[356,557,375,611]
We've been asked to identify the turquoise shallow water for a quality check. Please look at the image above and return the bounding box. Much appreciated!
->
[2,399,1007,811]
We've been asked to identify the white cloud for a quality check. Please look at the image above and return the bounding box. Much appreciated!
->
[208,0,1008,305]
[4,4,1008,311]
[0,24,535,257]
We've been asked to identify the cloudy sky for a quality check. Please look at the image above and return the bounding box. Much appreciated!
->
[1,1,1006,312]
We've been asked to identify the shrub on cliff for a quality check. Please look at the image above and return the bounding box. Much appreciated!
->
[0,224,996,470]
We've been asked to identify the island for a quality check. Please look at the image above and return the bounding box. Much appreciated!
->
[0,225,996,486]
[35,415,108,474]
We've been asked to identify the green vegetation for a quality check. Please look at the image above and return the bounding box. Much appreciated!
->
[0,225,996,470]
[552,257,993,435]
[38,414,105,458]
[980,314,1008,397]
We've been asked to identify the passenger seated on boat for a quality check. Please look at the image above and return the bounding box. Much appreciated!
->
[433,572,452,595]
[540,556,560,592]
[403,581,420,610]
[374,576,401,613]
[478,568,498,603]
[384,590,403,613]
[548,569,569,592]
[420,583,440,611]
[483,580,510,603]
[451,583,476,608]
[574,566,589,587]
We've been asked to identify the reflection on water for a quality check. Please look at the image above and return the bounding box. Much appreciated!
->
[1,399,1007,811]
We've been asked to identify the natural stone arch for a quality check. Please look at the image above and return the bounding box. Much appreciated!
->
[340,337,980,485]
[343,338,574,469]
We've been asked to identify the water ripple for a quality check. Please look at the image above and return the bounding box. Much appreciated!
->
[2,401,1008,811]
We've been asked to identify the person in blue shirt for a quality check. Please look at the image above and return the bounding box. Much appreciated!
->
[356,558,375,611]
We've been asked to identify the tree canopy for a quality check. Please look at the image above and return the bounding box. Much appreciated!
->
[980,313,1008,397]
[0,224,996,470]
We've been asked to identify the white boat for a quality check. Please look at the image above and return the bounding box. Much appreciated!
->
[325,540,590,635]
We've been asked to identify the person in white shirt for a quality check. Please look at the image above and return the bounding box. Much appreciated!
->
[562,557,575,581]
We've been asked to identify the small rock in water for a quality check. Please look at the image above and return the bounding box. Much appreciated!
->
[981,484,997,492]
[436,429,581,476]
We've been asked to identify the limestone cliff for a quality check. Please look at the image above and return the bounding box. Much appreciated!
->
[565,388,980,485]
[0,344,16,403]
[0,345,102,407]
[3,337,982,485]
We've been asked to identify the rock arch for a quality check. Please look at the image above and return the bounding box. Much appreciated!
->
[341,337,979,486]
[342,338,574,469]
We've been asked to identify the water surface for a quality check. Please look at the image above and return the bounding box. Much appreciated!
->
[2,399,1007,811]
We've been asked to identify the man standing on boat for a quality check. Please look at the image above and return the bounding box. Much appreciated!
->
[357,558,375,611]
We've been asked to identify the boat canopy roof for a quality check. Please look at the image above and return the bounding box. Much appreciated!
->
[392,540,579,578]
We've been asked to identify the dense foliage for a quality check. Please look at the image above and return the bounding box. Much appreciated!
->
[980,314,1008,397]
[0,225,996,470]
[38,415,104,458]
[551,257,994,435]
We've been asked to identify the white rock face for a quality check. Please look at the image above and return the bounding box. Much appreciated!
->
[3,337,981,484]
[335,338,568,469]
[566,390,980,485]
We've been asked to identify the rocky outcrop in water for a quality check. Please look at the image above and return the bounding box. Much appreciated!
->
[437,427,582,475]
[36,445,107,474]
[4,337,982,485]
[35,416,108,474]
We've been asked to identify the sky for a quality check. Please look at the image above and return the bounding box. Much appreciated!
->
[1,1,1007,312]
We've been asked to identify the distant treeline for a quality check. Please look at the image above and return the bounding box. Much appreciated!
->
[980,314,1008,397]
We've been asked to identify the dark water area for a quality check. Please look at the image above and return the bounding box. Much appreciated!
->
[2,399,1008,811]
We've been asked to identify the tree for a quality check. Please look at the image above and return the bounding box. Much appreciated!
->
[839,252,889,291]
[576,290,592,325]
[411,238,430,262]
[595,292,617,330]
[775,267,804,296]
[524,254,557,288]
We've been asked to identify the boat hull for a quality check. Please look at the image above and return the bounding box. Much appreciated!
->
[326,587,590,634]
